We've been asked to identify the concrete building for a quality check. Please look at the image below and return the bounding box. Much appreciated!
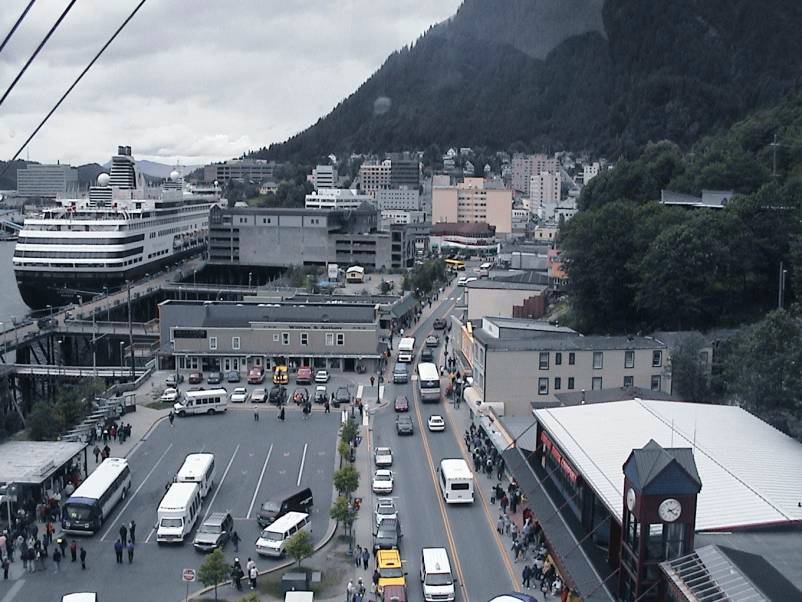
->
[512,208,530,232]
[432,177,512,235]
[380,209,426,229]
[304,188,374,210]
[358,160,391,196]
[308,165,338,190]
[511,153,557,196]
[660,189,734,209]
[204,159,276,183]
[158,300,385,374]
[208,205,415,271]
[389,156,420,189]
[470,317,670,415]
[429,222,496,254]
[375,187,421,211]
[582,161,600,184]
[530,170,561,205]
[465,278,548,321]
[16,163,78,197]
[534,224,559,242]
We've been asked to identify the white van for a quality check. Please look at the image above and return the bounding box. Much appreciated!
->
[420,547,455,601]
[175,453,216,498]
[156,482,202,543]
[255,511,311,557]
[397,337,415,363]
[173,388,228,417]
[438,458,474,504]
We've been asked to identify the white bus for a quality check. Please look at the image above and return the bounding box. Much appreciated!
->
[417,362,441,402]
[438,458,474,504]
[173,388,228,416]
[156,482,202,543]
[397,337,415,363]
[255,511,312,557]
[62,458,131,534]
[175,453,216,498]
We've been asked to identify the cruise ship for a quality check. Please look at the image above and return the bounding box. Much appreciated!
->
[13,146,222,309]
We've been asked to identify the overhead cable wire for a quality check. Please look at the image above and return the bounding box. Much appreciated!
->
[0,0,78,107]
[0,0,148,180]
[0,0,37,57]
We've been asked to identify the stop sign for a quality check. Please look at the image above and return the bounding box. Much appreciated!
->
[182,568,196,582]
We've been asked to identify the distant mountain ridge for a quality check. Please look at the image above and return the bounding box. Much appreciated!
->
[253,0,802,161]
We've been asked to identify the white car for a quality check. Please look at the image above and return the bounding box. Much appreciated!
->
[251,388,267,403]
[372,469,394,494]
[427,415,446,432]
[374,447,393,467]
[230,387,248,403]
[160,387,178,402]
[374,498,398,529]
[314,370,330,383]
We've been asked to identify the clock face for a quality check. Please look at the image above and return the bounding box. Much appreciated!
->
[626,488,636,512]
[658,498,682,522]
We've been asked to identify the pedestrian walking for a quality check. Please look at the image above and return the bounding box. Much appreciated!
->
[324,399,330,413]
[69,540,77,562]
[231,563,244,591]
[52,548,61,573]
[361,546,369,570]
[522,564,532,588]
[246,557,255,575]
[248,564,258,589]
[2,556,9,580]
[346,580,355,602]
[254,410,260,421]
[114,538,123,563]
[354,544,362,567]
[129,520,136,545]
[119,524,128,545]
[497,514,504,534]
[80,546,86,570]
[500,494,509,514]
[231,530,240,552]
[168,411,175,427]
[278,406,285,421]
[57,536,67,557]
[93,445,101,463]
[510,492,519,514]
[127,541,134,563]
[372,568,380,589]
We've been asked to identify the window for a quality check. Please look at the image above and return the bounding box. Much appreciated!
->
[592,376,603,390]
[279,332,289,345]
[625,350,635,369]
[273,333,280,342]
[624,375,634,388]
[651,375,662,391]
[568,377,575,389]
[555,352,562,366]
[554,377,562,390]
[300,332,309,346]
[209,337,217,350]
[539,352,549,370]
[232,336,240,350]
[568,352,575,365]
[325,333,334,346]
[593,352,603,369]
[336,333,345,346]
[538,378,549,395]
[652,350,662,367]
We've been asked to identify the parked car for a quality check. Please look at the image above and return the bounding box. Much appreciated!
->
[396,415,414,436]
[374,446,393,467]
[314,369,330,383]
[291,387,309,405]
[313,385,328,404]
[373,516,401,551]
[165,373,184,387]
[160,387,178,403]
[374,498,398,530]
[427,415,446,432]
[425,334,439,347]
[420,348,434,363]
[251,388,268,403]
[206,371,222,385]
[296,366,313,384]
[256,487,313,528]
[394,395,409,412]
[226,371,241,383]
[230,387,248,403]
[248,366,265,384]
[188,372,203,385]
[192,512,233,552]
[334,386,351,407]
[268,385,288,405]
[433,318,447,330]
[372,469,394,494]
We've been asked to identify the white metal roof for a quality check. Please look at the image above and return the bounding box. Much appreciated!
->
[0,440,86,485]
[534,400,802,531]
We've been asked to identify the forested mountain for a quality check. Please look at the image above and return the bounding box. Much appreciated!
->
[253,0,802,162]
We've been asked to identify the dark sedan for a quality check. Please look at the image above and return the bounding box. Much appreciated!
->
[334,386,351,407]
[396,415,414,436]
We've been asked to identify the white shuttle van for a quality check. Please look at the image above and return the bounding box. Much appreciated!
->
[438,458,474,504]
[420,547,456,601]
[397,337,415,363]
[156,482,202,543]
[255,511,311,557]
[175,453,216,498]
[173,388,228,417]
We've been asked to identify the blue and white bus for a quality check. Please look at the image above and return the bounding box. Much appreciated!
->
[62,457,131,534]
[417,362,441,402]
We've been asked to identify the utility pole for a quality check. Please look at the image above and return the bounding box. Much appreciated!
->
[778,262,788,309]
[770,133,780,179]
[127,281,134,380]
[92,309,97,377]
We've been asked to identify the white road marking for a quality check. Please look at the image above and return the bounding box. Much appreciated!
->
[145,527,156,543]
[203,444,240,522]
[246,444,273,519]
[1,578,24,601]
[297,443,308,486]
[101,443,173,541]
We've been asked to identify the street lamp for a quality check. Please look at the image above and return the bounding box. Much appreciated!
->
[248,272,253,289]
[119,341,125,370]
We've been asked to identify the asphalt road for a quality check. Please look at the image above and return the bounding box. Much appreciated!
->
[367,285,518,601]
[4,407,339,602]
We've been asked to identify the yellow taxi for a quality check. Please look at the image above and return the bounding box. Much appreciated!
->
[377,548,407,593]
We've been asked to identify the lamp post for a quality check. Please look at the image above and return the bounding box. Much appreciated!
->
[248,272,253,289]
[119,341,125,370]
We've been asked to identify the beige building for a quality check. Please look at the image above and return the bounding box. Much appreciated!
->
[530,171,561,205]
[359,161,391,197]
[465,279,547,321]
[511,153,557,196]
[432,177,512,235]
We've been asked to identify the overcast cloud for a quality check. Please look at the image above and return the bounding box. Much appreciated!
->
[0,0,461,166]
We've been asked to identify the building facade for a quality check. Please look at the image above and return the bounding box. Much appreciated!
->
[203,159,276,183]
[358,161,392,196]
[432,177,512,235]
[375,187,421,211]
[389,156,420,189]
[511,153,557,196]
[530,171,561,205]
[304,189,374,210]
[465,280,547,321]
[16,163,78,197]
[380,210,426,229]
[582,161,600,184]
[429,222,496,254]
[308,165,338,189]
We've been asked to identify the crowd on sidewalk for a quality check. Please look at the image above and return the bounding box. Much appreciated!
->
[1,525,88,579]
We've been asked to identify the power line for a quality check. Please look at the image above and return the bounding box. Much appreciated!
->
[0,0,78,107]
[0,0,148,180]
[0,0,36,57]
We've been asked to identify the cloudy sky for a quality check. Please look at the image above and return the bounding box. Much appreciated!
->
[0,0,461,166]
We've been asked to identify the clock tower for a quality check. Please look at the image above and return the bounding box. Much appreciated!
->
[619,440,702,602]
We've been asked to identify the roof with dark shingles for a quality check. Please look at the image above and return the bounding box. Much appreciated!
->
[162,301,376,326]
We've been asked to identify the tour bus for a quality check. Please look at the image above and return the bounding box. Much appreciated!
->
[438,458,474,504]
[417,362,441,402]
[397,337,416,363]
[255,511,311,557]
[175,453,216,499]
[62,458,131,534]
[156,481,202,543]
[444,258,466,272]
[173,388,228,416]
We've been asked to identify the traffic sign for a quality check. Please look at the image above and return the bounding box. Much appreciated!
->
[182,568,196,582]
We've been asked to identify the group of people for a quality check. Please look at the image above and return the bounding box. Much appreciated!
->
[345,576,367,602]
[230,557,259,591]
[466,423,506,482]
[112,520,137,565]
[90,420,132,447]
[1,527,87,578]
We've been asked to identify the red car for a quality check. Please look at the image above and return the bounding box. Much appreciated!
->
[296,366,313,384]
[188,372,203,385]
[247,367,265,384]
[394,395,409,412]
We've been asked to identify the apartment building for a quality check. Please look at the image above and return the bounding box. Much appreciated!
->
[471,317,669,416]
[432,177,512,235]
[511,153,557,196]
[530,171,561,205]
[359,160,392,196]
[16,163,78,197]
[375,187,421,211]
[429,222,496,254]
[304,188,374,210]
[582,161,600,184]
[203,159,276,183]
[380,210,426,228]
[388,156,420,188]
[308,164,338,189]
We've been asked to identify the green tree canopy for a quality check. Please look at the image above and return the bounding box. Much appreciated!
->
[667,333,713,402]
[285,529,314,568]
[197,548,230,601]
[332,466,359,498]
